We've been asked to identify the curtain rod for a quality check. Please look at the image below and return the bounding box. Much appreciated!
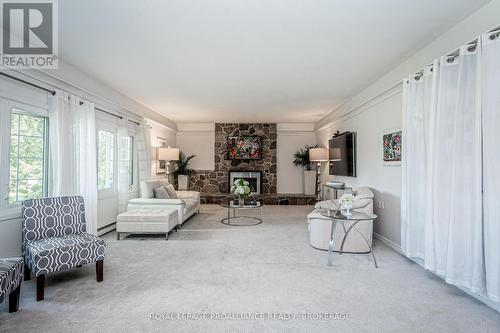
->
[0,71,56,95]
[411,26,500,81]
[0,70,141,126]
[1,70,144,126]
[78,101,140,125]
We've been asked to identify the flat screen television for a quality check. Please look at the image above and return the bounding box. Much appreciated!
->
[329,132,356,177]
[227,136,262,160]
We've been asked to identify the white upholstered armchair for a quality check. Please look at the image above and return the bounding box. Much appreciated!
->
[307,187,374,253]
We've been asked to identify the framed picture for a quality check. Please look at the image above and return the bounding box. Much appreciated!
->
[156,137,167,174]
[382,128,402,166]
[227,136,262,160]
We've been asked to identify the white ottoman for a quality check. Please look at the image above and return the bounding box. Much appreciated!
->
[116,208,179,240]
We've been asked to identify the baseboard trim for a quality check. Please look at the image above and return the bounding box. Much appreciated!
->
[373,232,403,255]
[98,223,116,236]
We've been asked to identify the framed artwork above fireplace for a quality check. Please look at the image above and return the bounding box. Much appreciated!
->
[227,136,262,160]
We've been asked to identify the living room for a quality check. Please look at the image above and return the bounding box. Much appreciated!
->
[0,1,499,332]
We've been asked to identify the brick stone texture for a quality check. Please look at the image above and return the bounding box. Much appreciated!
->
[173,123,315,205]
[184,123,278,195]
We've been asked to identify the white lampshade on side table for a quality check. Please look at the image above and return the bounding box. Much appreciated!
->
[309,148,329,200]
[158,146,179,181]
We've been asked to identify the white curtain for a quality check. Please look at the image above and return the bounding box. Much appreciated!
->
[402,32,500,304]
[48,91,98,235]
[482,32,500,303]
[117,117,129,213]
[136,122,151,184]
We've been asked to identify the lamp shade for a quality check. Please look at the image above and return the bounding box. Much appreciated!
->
[329,147,341,161]
[309,147,329,162]
[158,146,179,161]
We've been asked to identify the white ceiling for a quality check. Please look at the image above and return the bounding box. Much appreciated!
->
[58,0,489,123]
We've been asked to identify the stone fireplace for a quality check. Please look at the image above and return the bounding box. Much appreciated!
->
[187,123,277,195]
[229,171,261,195]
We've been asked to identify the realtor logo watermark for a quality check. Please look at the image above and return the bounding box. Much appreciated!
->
[1,0,58,68]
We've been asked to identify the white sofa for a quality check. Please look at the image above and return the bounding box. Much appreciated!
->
[127,180,200,225]
[307,187,374,253]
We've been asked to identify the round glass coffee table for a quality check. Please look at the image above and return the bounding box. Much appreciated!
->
[320,210,378,268]
[220,199,263,226]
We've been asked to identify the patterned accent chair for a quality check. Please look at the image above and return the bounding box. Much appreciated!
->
[21,196,106,301]
[0,258,24,312]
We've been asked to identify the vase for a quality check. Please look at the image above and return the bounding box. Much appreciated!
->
[304,170,316,195]
[178,175,189,190]
[342,203,353,217]
[238,197,245,207]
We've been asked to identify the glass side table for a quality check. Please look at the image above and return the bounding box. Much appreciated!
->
[320,210,378,268]
[220,199,263,226]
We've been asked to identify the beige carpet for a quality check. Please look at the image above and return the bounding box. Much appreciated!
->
[1,205,499,332]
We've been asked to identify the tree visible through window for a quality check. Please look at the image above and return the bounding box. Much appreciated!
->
[98,130,115,190]
[9,112,48,205]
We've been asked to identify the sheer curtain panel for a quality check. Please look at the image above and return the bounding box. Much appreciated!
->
[48,92,98,235]
[402,32,500,306]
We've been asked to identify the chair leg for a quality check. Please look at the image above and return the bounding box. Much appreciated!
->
[24,264,31,281]
[9,285,20,312]
[36,275,45,302]
[96,260,103,282]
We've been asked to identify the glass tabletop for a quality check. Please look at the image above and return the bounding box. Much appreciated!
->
[320,209,377,221]
[220,199,263,209]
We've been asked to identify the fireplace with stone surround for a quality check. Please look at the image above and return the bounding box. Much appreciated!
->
[181,123,316,205]
[187,123,277,195]
[229,171,261,195]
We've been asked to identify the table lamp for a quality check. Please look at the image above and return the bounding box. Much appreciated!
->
[158,146,179,180]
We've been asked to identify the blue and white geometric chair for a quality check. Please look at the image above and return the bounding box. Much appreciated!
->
[0,257,23,312]
[21,196,106,301]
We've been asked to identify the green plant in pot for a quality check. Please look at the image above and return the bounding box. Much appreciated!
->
[293,144,318,195]
[172,151,196,190]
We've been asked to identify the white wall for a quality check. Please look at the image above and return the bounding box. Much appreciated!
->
[317,86,402,246]
[149,119,178,180]
[315,0,500,248]
[277,123,317,194]
[176,123,215,171]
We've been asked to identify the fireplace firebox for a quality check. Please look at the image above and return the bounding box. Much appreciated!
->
[229,171,261,195]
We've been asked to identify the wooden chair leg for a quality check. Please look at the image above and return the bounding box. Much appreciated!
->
[24,264,31,281]
[9,285,20,312]
[96,260,103,282]
[36,275,45,302]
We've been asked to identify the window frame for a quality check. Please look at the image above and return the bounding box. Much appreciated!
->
[126,135,135,188]
[8,110,50,206]
[97,128,117,193]
[0,99,49,215]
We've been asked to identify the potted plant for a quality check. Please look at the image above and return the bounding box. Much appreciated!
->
[173,151,196,190]
[231,179,251,206]
[293,144,318,195]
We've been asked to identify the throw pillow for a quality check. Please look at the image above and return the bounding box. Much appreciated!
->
[164,184,178,199]
[153,186,170,199]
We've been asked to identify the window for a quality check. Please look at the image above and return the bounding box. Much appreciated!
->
[97,130,115,190]
[9,111,49,205]
[123,136,134,187]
